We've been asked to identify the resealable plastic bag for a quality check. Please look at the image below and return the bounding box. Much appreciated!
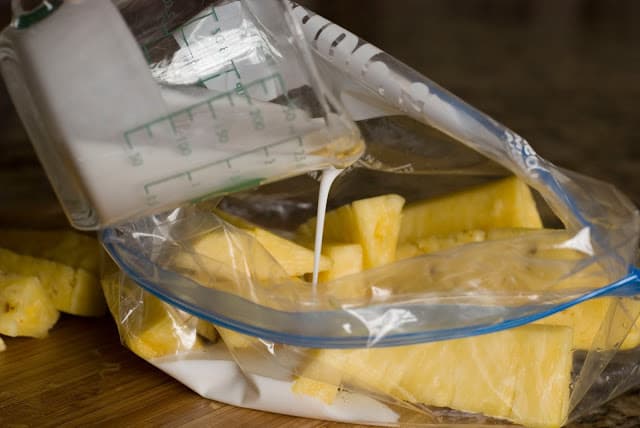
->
[11,1,638,427]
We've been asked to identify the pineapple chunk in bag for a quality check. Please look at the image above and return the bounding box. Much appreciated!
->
[295,325,573,428]
[297,194,405,268]
[396,226,640,350]
[102,271,206,360]
[537,295,640,350]
[0,275,59,338]
[184,212,331,279]
[398,176,542,243]
[125,293,203,360]
[317,243,363,283]
[396,229,488,260]
[0,248,105,316]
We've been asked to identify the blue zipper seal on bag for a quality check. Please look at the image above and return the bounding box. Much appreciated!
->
[101,227,640,349]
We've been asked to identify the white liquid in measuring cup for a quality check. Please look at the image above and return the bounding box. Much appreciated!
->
[311,167,344,289]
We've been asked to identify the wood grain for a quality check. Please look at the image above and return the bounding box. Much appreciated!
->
[0,315,371,427]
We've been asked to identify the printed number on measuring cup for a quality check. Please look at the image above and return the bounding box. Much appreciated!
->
[284,105,296,121]
[216,129,229,143]
[129,152,143,166]
[250,108,265,130]
[178,142,192,156]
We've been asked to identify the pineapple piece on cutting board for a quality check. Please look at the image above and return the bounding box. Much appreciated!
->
[0,336,5,352]
[0,229,101,274]
[0,274,59,338]
[398,176,542,243]
[297,194,405,269]
[294,324,573,428]
[0,248,105,316]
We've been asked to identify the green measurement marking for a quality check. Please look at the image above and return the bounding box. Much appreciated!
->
[180,27,193,59]
[140,44,151,63]
[142,134,302,195]
[210,5,219,21]
[199,60,241,85]
[260,79,269,94]
[190,178,264,203]
[208,102,216,118]
[274,73,287,93]
[14,0,62,30]
[124,133,133,149]
[124,73,284,153]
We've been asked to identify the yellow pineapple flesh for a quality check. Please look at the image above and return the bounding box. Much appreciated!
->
[296,204,357,244]
[297,194,405,269]
[173,227,284,284]
[0,336,5,352]
[294,324,573,428]
[209,211,332,277]
[217,326,257,350]
[537,296,640,350]
[396,229,487,260]
[196,319,219,343]
[291,376,339,405]
[317,243,363,283]
[395,221,640,350]
[398,176,542,243]
[252,228,331,277]
[0,275,59,338]
[0,248,106,316]
[352,195,405,268]
[0,229,100,273]
[124,293,202,360]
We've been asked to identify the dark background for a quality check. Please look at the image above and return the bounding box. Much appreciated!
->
[1,1,639,216]
[295,0,640,206]
[0,1,639,425]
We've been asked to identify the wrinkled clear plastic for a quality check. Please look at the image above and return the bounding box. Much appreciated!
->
[0,0,361,229]
[6,0,638,426]
[99,3,640,426]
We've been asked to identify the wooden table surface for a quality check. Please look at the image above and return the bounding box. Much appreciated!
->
[2,1,640,427]
[0,315,362,427]
[2,313,640,427]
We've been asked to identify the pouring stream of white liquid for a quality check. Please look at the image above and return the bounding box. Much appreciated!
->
[311,167,344,291]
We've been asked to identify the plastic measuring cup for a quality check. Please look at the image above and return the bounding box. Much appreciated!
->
[0,0,363,229]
